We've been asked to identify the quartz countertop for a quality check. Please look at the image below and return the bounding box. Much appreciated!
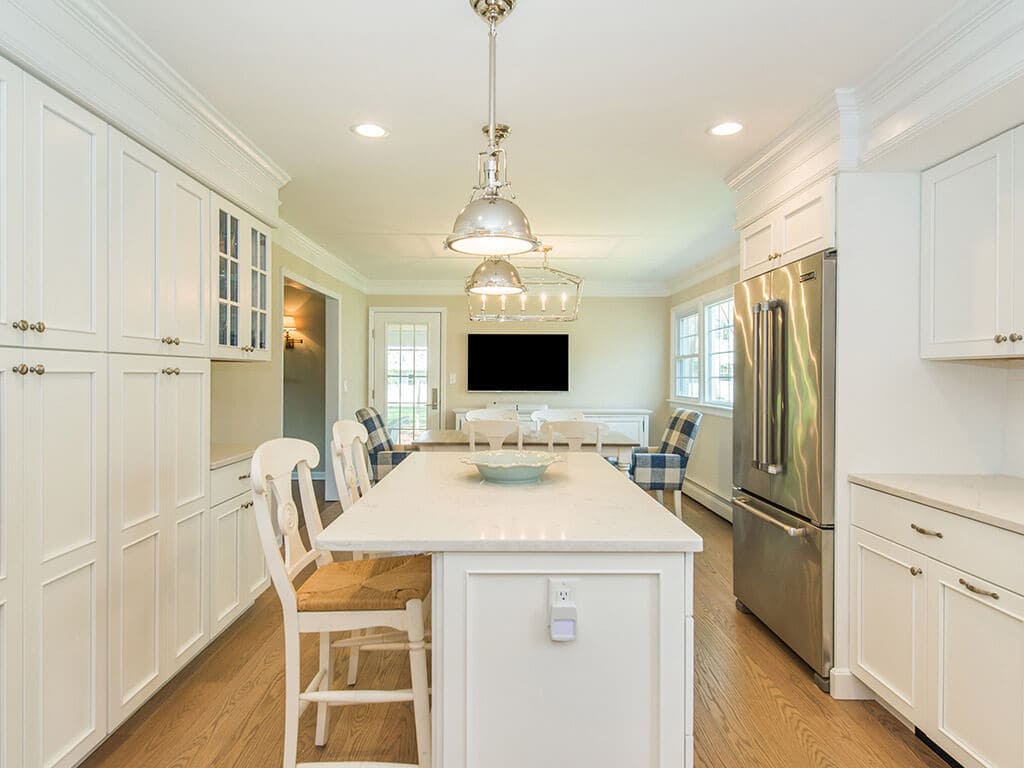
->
[413,428,639,447]
[317,452,703,553]
[210,442,258,470]
[849,473,1024,535]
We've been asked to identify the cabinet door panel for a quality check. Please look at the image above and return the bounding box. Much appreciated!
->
[921,131,1013,358]
[173,508,206,662]
[109,131,162,354]
[0,60,24,348]
[1012,128,1024,353]
[740,215,774,277]
[211,195,246,360]
[23,78,107,352]
[241,494,267,601]
[169,173,209,357]
[926,563,1024,768]
[211,499,242,635]
[246,223,270,360]
[850,527,927,722]
[778,177,835,262]
[22,351,107,768]
[0,350,24,768]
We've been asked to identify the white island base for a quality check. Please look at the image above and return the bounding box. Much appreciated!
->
[317,452,702,768]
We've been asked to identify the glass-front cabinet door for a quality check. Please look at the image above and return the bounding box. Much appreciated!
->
[210,194,272,361]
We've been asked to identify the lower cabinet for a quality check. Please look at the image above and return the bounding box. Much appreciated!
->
[851,486,1024,768]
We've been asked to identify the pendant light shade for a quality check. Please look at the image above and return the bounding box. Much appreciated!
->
[445,195,539,256]
[465,256,525,295]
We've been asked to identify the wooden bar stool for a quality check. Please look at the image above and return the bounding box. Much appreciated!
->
[252,438,432,768]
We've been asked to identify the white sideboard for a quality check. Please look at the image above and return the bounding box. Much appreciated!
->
[453,407,652,447]
[848,475,1024,768]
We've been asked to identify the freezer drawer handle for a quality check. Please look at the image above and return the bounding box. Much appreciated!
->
[959,578,998,600]
[910,523,943,539]
[734,498,808,537]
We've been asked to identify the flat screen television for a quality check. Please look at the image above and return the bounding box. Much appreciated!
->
[467,333,569,392]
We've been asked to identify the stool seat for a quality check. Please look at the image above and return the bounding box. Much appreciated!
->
[296,554,432,613]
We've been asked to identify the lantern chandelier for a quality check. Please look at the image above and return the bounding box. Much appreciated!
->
[467,247,583,322]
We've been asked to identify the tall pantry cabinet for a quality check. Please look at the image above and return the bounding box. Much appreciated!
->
[0,50,271,768]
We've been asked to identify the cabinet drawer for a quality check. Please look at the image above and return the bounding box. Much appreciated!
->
[212,457,253,506]
[851,485,1024,595]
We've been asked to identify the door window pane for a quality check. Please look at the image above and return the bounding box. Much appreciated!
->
[382,321,430,444]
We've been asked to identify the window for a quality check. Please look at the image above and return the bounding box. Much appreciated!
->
[704,298,735,406]
[674,311,699,399]
[670,292,735,409]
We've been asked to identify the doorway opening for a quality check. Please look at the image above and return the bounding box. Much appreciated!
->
[281,274,344,502]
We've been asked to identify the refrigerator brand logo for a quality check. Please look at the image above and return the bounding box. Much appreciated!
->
[799,271,817,283]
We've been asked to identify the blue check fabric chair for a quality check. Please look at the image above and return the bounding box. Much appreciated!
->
[355,407,418,483]
[630,409,702,518]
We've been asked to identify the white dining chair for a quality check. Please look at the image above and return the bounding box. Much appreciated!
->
[251,438,432,768]
[330,420,373,514]
[531,408,585,430]
[541,420,607,452]
[466,419,523,451]
[465,407,519,421]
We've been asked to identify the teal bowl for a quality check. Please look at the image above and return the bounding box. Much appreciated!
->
[460,450,562,485]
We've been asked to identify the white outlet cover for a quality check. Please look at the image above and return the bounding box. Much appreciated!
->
[449,373,456,385]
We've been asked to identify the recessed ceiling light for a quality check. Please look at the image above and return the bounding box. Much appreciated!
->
[351,122,390,139]
[708,121,743,136]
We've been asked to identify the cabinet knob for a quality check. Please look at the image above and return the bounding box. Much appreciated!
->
[11,364,28,375]
[909,566,923,576]
[994,334,1008,343]
[28,364,45,375]
[1010,333,1022,342]
[161,367,174,375]
[173,367,180,375]
[29,321,45,333]
[14,320,29,331]
[161,336,172,344]
[173,337,181,345]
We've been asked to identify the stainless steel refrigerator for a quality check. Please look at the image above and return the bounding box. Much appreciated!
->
[732,248,836,692]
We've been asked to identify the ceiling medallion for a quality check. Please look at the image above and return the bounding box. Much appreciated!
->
[467,247,583,322]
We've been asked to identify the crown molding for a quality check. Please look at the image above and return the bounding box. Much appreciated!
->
[274,222,370,293]
[666,251,740,297]
[0,0,289,221]
[364,278,674,298]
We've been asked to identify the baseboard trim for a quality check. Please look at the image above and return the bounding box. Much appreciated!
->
[683,480,733,522]
[829,668,876,700]
[290,470,326,481]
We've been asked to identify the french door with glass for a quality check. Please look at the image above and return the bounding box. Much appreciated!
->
[371,311,442,444]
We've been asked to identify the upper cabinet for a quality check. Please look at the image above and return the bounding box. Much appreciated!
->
[22,76,108,352]
[739,177,836,280]
[109,130,209,357]
[0,60,24,349]
[921,129,1022,359]
[211,194,272,361]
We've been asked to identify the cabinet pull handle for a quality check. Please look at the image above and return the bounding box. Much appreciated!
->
[994,334,1008,344]
[28,364,45,375]
[959,578,998,600]
[14,320,29,331]
[910,566,923,576]
[238,472,251,480]
[240,500,253,509]
[1010,333,1023,343]
[11,364,28,375]
[910,523,943,538]
[29,321,46,333]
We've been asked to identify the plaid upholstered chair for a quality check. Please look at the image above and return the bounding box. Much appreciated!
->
[355,407,418,483]
[629,409,702,519]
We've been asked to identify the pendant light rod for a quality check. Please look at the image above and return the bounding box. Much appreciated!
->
[488,17,497,151]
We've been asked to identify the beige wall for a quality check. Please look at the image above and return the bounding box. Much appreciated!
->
[211,243,368,452]
[367,295,671,439]
[666,265,739,516]
[282,283,326,470]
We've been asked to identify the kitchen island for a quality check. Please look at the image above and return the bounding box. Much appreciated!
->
[317,451,703,768]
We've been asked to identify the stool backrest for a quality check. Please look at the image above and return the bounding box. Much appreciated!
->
[331,420,373,511]
[541,420,606,452]
[466,419,523,451]
[466,408,518,422]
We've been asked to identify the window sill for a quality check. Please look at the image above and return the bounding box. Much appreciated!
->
[667,399,733,418]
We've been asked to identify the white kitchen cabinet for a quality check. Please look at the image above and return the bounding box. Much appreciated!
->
[921,130,1020,359]
[240,497,269,603]
[739,177,835,279]
[107,354,209,726]
[18,350,107,768]
[22,77,107,353]
[0,60,24,350]
[850,527,927,723]
[925,563,1024,768]
[109,131,210,358]
[210,194,272,361]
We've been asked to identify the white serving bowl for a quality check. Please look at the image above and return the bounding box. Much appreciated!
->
[460,450,562,485]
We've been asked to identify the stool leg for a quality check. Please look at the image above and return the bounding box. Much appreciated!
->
[674,489,683,519]
[283,628,300,768]
[315,631,332,746]
[347,629,361,686]
[657,490,665,507]
[406,599,432,768]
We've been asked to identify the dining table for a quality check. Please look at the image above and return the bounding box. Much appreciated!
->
[316,450,703,768]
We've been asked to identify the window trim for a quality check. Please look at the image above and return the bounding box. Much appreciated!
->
[669,286,735,414]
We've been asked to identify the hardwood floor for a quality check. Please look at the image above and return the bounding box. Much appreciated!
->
[82,496,949,768]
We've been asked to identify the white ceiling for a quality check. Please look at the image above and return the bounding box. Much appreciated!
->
[102,0,958,287]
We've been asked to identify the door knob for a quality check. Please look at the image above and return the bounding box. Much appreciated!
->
[1010,333,1022,342]
[994,334,1008,343]
[29,321,45,332]
[29,364,45,375]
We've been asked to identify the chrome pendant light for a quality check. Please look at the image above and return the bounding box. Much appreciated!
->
[448,0,540,295]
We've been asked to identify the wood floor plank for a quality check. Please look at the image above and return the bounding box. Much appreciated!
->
[82,498,950,768]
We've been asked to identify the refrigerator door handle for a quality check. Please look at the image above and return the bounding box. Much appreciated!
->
[766,299,784,475]
[751,303,763,470]
[734,497,808,537]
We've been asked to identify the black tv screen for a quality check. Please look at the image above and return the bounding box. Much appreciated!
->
[467,333,569,392]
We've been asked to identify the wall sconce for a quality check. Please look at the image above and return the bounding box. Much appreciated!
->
[283,315,302,349]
